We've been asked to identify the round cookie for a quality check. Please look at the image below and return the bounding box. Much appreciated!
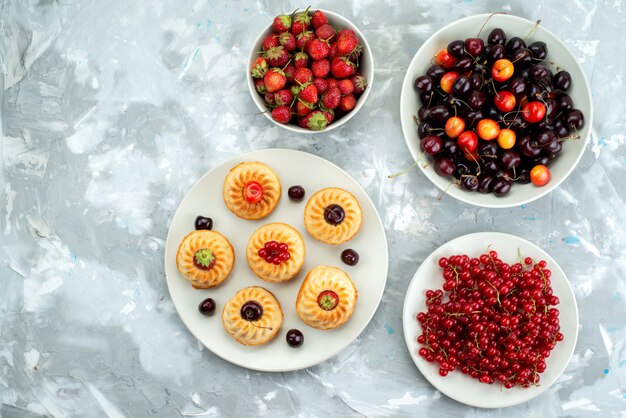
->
[246,223,306,283]
[304,187,363,245]
[176,230,235,289]
[296,265,358,330]
[223,162,281,220]
[222,286,283,346]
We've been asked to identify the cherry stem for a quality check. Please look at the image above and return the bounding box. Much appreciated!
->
[477,12,507,37]
[523,19,542,41]
[388,151,425,179]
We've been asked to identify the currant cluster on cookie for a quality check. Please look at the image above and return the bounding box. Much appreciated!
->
[251,7,368,130]
[414,25,584,197]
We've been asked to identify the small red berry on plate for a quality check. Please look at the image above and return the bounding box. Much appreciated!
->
[292,7,311,35]
[243,181,264,203]
[477,119,501,140]
[497,129,516,149]
[311,9,328,29]
[339,94,356,112]
[522,101,546,123]
[494,90,516,112]
[338,79,354,95]
[271,106,291,124]
[444,116,465,139]
[435,50,456,68]
[492,58,514,82]
[465,37,484,57]
[440,71,459,94]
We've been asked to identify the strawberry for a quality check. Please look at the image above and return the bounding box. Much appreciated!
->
[272,14,292,33]
[308,38,330,60]
[293,51,310,68]
[348,44,363,62]
[296,100,313,117]
[250,57,268,78]
[298,115,309,128]
[274,89,293,106]
[279,32,297,52]
[290,84,301,96]
[254,79,266,94]
[338,79,354,95]
[326,78,339,90]
[315,24,335,41]
[271,105,291,124]
[322,108,335,124]
[294,67,313,85]
[311,59,330,78]
[321,87,341,109]
[265,46,289,68]
[304,110,328,130]
[262,34,280,51]
[298,83,318,105]
[339,94,356,112]
[337,29,356,38]
[264,92,276,106]
[264,68,286,93]
[284,63,296,84]
[296,30,314,50]
[351,75,368,94]
[292,7,311,35]
[313,77,328,94]
[329,43,340,61]
[336,32,359,56]
[331,57,356,79]
[311,10,328,29]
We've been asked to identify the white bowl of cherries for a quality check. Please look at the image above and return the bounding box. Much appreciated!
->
[400,14,592,208]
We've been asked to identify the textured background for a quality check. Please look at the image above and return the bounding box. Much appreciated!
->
[1,0,625,417]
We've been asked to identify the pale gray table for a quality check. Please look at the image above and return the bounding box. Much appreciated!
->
[1,0,625,417]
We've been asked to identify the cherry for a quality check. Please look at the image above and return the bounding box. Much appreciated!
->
[478,176,495,193]
[530,164,551,187]
[447,40,465,58]
[288,185,305,201]
[564,109,584,130]
[528,41,548,61]
[414,75,433,93]
[536,131,558,146]
[341,249,359,266]
[198,298,216,316]
[194,216,213,230]
[434,157,456,177]
[497,129,516,150]
[556,93,573,111]
[493,90,516,112]
[553,71,571,91]
[522,102,546,123]
[318,290,339,311]
[487,28,506,46]
[487,44,505,62]
[243,181,264,204]
[518,135,542,158]
[511,48,533,68]
[417,121,434,139]
[427,105,450,124]
[445,116,465,138]
[420,135,443,155]
[492,59,514,82]
[324,204,345,225]
[440,71,460,94]
[458,131,478,153]
[286,329,304,347]
[240,301,263,321]
[465,38,485,57]
[477,119,500,141]
[452,75,471,97]
[461,175,479,191]
[507,76,526,96]
[453,57,473,72]
[436,50,457,68]
[492,179,511,196]
[529,64,551,82]
[506,37,526,55]
[467,90,487,109]
[426,65,446,82]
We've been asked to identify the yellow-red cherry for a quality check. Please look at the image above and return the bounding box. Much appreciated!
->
[477,119,501,141]
[530,164,551,186]
[492,59,514,82]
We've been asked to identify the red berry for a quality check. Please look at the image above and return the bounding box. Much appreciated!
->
[313,77,328,94]
[272,14,292,33]
[315,23,335,41]
[336,31,358,56]
[338,79,354,95]
[326,78,339,90]
[294,67,313,85]
[304,110,328,131]
[294,51,310,69]
[307,38,331,60]
[311,59,331,78]
[254,78,266,94]
[339,94,356,112]
[265,46,289,67]
[296,100,313,117]
[262,34,280,51]
[263,68,286,93]
[298,83,318,105]
[250,57,268,79]
[271,106,291,124]
[311,10,328,29]
[321,87,341,109]
[284,64,296,84]
[331,57,356,79]
[278,32,297,52]
[296,30,314,50]
[274,89,293,106]
[351,75,368,95]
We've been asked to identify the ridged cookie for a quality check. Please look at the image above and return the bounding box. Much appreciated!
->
[246,222,306,283]
[176,230,235,289]
[296,265,358,330]
[223,162,281,220]
[222,286,283,346]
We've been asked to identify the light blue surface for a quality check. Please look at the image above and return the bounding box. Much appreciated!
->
[1,0,625,416]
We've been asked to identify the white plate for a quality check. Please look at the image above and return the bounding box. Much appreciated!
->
[400,14,593,208]
[402,232,578,408]
[165,149,388,371]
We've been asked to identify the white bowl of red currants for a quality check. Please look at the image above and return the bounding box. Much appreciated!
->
[247,8,374,133]
[400,13,592,208]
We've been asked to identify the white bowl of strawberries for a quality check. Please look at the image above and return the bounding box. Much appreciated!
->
[247,7,374,133]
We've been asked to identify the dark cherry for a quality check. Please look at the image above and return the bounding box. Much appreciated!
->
[512,48,533,67]
[518,67,530,80]
[465,110,483,127]
[529,65,551,82]
[341,249,360,266]
[487,44,506,62]
[420,135,443,155]
[484,104,503,122]
[508,76,527,96]
[518,135,542,158]
[452,76,471,97]
[198,298,216,316]
[435,156,456,177]
[564,109,584,130]
[501,150,521,170]
[442,138,460,155]
[414,75,433,93]
[526,83,543,100]
[468,73,483,90]
[488,28,506,46]
[483,159,500,174]
[506,37,526,55]
[417,121,434,138]
[528,41,548,61]
[195,216,213,231]
[286,329,304,348]
[553,71,571,91]
[543,140,562,154]
[453,57,473,72]
[454,162,470,179]
[532,156,551,166]
[535,117,555,132]
[556,93,573,111]
[478,141,498,157]
[427,105,450,124]
[492,179,512,197]
[417,106,430,122]
[419,91,436,106]
[324,204,345,226]
[461,175,479,191]
[467,90,486,109]
[516,168,531,184]
[478,175,495,193]
[288,185,305,201]
[465,38,485,57]
[240,301,263,321]
[536,131,558,146]
[426,65,446,82]
[447,40,466,58]
[554,119,571,138]
[545,98,558,118]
